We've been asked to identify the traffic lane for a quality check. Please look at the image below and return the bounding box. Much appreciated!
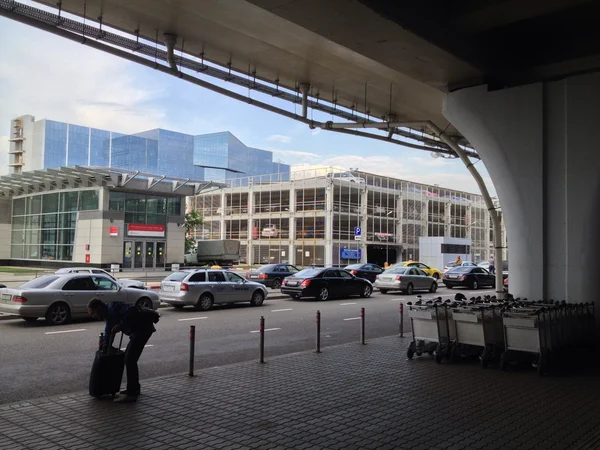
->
[0,288,495,403]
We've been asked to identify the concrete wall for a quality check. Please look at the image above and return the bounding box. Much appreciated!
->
[166,221,185,264]
[444,72,600,305]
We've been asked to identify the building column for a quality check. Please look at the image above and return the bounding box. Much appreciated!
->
[444,72,600,317]
[360,188,368,263]
[219,191,227,240]
[324,182,334,265]
[246,189,254,265]
[444,201,452,238]
[288,187,296,264]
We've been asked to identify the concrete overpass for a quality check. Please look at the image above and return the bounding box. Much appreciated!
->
[3,0,600,311]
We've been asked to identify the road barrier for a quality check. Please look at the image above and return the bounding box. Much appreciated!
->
[259,316,265,363]
[189,325,196,377]
[361,307,366,345]
[316,310,322,353]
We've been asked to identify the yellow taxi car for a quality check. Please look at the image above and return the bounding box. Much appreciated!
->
[391,261,443,280]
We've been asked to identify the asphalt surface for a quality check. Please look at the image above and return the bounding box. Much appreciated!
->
[0,286,495,404]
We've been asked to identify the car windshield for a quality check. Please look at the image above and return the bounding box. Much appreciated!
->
[294,268,324,278]
[449,267,472,273]
[345,264,363,269]
[258,265,276,273]
[446,263,456,267]
[385,267,409,274]
[19,275,60,289]
[164,272,189,282]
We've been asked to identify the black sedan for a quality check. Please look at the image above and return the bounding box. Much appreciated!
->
[281,267,373,300]
[442,266,494,290]
[343,263,383,283]
[245,264,300,289]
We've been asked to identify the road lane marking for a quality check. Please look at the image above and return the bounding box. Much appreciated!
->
[120,345,154,350]
[271,308,293,312]
[177,317,208,321]
[250,328,281,333]
[45,329,86,335]
[343,317,361,321]
[390,298,403,301]
[340,302,357,306]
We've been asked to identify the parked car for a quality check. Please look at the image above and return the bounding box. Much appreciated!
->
[326,172,366,184]
[504,276,509,291]
[261,224,279,238]
[374,267,437,294]
[395,261,442,279]
[478,260,509,273]
[281,267,372,300]
[442,266,494,289]
[343,263,384,283]
[0,273,159,325]
[159,269,268,310]
[54,267,145,289]
[443,261,477,273]
[245,264,300,289]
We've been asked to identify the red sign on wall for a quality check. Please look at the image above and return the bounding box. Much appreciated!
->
[127,223,166,237]
[85,254,91,264]
[109,226,119,236]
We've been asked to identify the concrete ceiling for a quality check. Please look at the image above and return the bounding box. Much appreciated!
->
[32,0,600,136]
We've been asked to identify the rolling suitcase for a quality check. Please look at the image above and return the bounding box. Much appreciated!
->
[89,333,125,398]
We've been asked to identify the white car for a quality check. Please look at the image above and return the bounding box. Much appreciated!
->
[54,268,145,289]
[261,224,279,238]
[0,273,159,325]
[443,261,477,273]
[327,172,366,184]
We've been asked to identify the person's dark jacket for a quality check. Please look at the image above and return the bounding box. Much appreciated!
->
[102,302,156,349]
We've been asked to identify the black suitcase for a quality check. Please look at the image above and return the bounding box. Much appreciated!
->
[89,333,125,398]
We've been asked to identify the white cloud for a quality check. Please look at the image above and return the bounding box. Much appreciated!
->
[406,155,449,168]
[311,128,322,136]
[266,134,292,144]
[0,136,8,176]
[267,148,320,162]
[0,22,167,136]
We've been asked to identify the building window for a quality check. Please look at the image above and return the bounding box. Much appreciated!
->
[110,191,179,226]
[10,189,98,261]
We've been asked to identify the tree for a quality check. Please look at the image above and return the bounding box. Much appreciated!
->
[185,209,204,253]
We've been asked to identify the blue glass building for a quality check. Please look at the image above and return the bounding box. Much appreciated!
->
[11,115,290,181]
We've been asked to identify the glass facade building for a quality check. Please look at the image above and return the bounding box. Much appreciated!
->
[10,115,290,182]
[193,167,506,268]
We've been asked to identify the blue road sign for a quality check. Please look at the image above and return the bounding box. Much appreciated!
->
[354,226,362,236]
[340,248,362,260]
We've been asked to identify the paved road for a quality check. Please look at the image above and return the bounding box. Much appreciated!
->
[0,287,494,404]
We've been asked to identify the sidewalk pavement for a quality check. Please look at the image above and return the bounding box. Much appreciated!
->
[1,335,599,450]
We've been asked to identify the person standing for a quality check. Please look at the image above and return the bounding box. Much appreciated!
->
[489,254,496,274]
[88,299,157,403]
[454,255,463,266]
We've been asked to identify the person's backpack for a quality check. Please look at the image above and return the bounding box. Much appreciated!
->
[137,306,161,324]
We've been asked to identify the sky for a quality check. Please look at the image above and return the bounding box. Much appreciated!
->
[0,6,496,196]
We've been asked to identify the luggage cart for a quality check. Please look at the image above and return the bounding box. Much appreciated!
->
[406,303,456,363]
[451,305,504,368]
[500,307,552,376]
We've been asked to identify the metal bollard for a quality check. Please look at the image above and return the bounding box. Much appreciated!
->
[316,310,322,353]
[399,303,404,338]
[259,316,265,363]
[188,325,196,377]
[360,307,366,345]
[98,333,104,351]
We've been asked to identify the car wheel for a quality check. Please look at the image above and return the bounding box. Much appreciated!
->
[360,284,372,298]
[471,280,479,290]
[433,273,439,280]
[271,279,282,290]
[22,317,38,323]
[429,283,437,293]
[136,297,153,309]
[195,294,214,311]
[318,287,329,301]
[379,289,389,294]
[250,290,265,306]
[45,303,71,325]
[405,283,414,295]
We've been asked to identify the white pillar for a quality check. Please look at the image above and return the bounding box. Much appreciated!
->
[444,72,600,313]
[219,192,227,240]
[324,182,334,265]
[360,188,368,263]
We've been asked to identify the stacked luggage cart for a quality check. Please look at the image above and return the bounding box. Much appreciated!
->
[406,296,596,375]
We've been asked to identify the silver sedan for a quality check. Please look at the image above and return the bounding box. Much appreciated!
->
[0,273,160,325]
[54,267,145,289]
[159,269,269,310]
[374,267,438,295]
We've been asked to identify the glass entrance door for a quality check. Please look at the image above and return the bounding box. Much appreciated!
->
[156,241,166,269]
[145,242,155,269]
[123,241,133,270]
[134,241,144,269]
